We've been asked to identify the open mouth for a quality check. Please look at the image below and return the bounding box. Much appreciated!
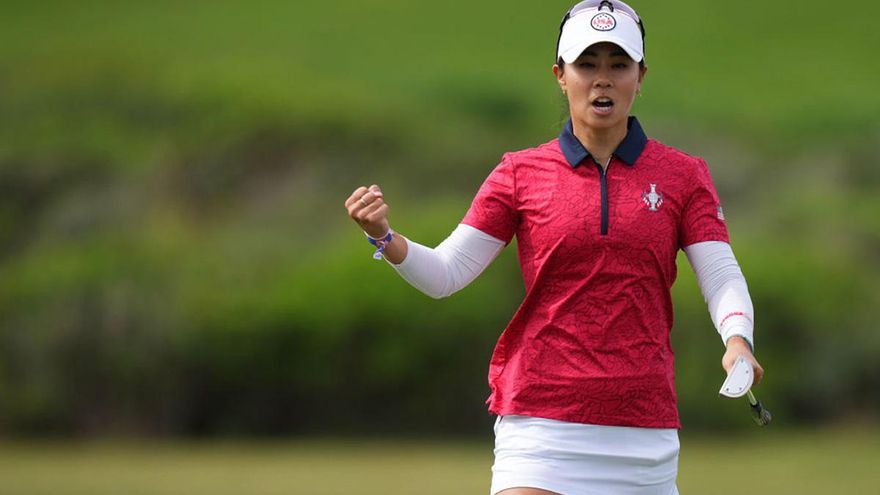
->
[592,97,615,112]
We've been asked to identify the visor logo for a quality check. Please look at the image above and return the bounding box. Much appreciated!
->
[591,13,616,31]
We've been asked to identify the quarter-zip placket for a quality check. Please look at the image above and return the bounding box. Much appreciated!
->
[593,159,611,235]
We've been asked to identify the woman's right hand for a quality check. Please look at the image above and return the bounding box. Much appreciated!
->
[345,184,390,238]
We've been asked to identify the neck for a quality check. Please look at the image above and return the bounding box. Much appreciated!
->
[572,117,629,168]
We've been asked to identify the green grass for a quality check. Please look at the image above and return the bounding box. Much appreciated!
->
[0,427,878,494]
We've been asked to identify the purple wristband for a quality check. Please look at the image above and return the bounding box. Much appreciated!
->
[365,231,394,260]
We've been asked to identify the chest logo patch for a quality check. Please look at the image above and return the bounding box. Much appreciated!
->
[642,183,664,211]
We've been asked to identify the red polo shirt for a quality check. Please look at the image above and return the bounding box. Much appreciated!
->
[462,117,728,428]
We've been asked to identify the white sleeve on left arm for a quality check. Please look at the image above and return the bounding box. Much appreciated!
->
[684,241,755,350]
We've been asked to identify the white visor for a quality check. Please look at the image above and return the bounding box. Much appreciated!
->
[557,6,644,64]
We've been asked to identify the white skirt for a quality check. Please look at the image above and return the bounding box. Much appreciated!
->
[491,415,680,495]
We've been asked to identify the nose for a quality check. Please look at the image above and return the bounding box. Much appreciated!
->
[593,68,613,88]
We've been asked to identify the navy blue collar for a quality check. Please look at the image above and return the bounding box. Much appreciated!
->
[558,116,648,168]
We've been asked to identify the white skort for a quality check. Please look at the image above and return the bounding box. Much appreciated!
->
[491,415,680,495]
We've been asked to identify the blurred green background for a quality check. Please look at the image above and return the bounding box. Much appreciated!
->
[1,0,879,493]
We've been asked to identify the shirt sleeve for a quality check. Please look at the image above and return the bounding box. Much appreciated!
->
[387,224,506,299]
[461,154,518,244]
[679,158,729,248]
[684,241,755,350]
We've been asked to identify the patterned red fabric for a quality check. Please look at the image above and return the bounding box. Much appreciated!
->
[462,138,729,428]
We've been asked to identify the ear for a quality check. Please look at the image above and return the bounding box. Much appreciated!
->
[553,64,567,93]
[638,64,648,85]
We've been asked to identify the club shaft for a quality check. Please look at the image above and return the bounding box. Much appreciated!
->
[746,390,757,406]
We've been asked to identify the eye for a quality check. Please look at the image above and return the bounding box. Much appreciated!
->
[578,61,596,68]
[612,62,629,69]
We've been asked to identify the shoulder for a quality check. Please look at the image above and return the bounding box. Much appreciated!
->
[498,138,570,189]
[502,138,564,165]
[641,138,708,172]
[477,138,566,195]
[638,139,719,198]
[641,138,718,190]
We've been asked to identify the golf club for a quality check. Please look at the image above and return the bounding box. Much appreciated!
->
[719,355,772,426]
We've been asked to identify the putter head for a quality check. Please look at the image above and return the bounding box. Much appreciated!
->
[719,355,753,398]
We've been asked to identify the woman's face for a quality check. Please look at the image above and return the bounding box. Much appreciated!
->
[553,42,647,131]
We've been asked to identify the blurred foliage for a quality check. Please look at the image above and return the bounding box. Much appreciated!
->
[0,0,878,436]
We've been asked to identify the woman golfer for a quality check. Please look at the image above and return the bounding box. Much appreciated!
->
[345,1,764,493]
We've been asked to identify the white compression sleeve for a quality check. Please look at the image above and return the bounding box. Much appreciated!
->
[684,241,755,349]
[388,224,506,299]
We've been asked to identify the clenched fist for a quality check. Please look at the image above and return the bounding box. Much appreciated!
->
[345,184,390,239]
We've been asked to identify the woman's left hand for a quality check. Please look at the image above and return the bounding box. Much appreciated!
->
[722,336,764,385]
